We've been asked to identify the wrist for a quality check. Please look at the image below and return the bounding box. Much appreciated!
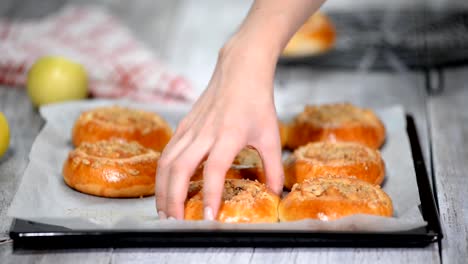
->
[220,31,280,73]
[214,38,276,98]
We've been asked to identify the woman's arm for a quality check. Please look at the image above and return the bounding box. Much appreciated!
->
[156,0,326,220]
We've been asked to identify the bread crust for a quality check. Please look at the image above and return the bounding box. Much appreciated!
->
[282,12,336,57]
[191,147,266,183]
[279,177,393,221]
[72,106,173,152]
[286,103,386,149]
[284,142,385,189]
[279,121,289,148]
[185,179,280,223]
[62,139,159,198]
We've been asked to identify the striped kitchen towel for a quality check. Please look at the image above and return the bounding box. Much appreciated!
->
[0,5,193,103]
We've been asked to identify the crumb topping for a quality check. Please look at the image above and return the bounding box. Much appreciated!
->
[195,147,263,170]
[299,142,377,165]
[78,139,150,158]
[222,180,263,203]
[295,103,376,127]
[232,147,263,168]
[187,181,203,199]
[294,177,387,204]
[188,179,269,206]
[82,106,167,132]
[68,139,159,170]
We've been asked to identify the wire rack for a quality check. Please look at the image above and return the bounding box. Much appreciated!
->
[279,8,468,70]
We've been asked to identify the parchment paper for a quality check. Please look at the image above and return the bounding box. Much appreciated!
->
[8,99,426,231]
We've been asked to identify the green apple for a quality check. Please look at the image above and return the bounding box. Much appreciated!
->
[27,56,88,107]
[0,112,10,158]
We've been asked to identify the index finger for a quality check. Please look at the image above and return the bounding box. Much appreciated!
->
[202,134,245,220]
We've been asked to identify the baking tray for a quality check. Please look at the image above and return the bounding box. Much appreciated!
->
[9,115,442,249]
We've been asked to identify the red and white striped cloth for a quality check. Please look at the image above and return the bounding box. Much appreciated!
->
[0,5,193,103]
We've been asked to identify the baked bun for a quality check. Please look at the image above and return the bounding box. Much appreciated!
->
[279,177,393,221]
[185,179,280,223]
[62,139,160,198]
[285,103,385,149]
[284,142,385,189]
[282,12,336,57]
[72,106,173,152]
[191,147,265,183]
[279,121,289,148]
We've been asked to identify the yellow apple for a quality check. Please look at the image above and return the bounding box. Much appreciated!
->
[0,112,10,158]
[27,56,88,107]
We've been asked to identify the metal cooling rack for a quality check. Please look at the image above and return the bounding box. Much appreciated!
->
[279,9,468,70]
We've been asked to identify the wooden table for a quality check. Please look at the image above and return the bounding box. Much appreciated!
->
[0,0,466,263]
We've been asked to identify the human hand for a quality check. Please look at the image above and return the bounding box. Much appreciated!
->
[155,40,284,220]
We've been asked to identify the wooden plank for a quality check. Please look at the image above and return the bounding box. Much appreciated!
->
[0,243,37,264]
[429,67,468,264]
[111,246,439,264]
[0,88,43,235]
[112,248,255,264]
[0,244,112,264]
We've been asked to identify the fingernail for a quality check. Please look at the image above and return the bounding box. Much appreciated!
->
[168,216,176,221]
[158,211,167,220]
[204,207,214,221]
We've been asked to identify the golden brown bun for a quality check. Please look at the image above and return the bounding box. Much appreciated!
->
[185,179,280,223]
[284,142,385,189]
[62,139,160,198]
[191,147,266,183]
[282,12,336,57]
[279,121,289,148]
[72,106,173,152]
[279,177,393,221]
[286,103,386,149]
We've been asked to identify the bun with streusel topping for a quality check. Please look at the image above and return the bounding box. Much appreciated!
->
[72,106,172,152]
[185,179,280,223]
[283,141,385,189]
[62,139,159,198]
[284,103,386,149]
[279,177,393,221]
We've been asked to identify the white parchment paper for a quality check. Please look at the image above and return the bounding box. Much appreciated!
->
[8,99,426,231]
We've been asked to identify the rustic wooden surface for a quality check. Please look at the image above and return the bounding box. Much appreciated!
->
[428,68,468,264]
[2,0,467,263]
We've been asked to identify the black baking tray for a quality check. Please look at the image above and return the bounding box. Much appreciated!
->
[9,115,442,249]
